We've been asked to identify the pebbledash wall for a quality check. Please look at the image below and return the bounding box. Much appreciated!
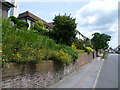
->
[2,52,96,88]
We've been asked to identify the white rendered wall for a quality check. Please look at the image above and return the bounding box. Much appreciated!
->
[27,19,31,30]
[10,0,19,17]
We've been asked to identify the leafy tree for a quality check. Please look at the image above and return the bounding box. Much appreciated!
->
[91,32,111,56]
[9,16,29,29]
[52,14,77,46]
[31,20,45,31]
[30,21,49,36]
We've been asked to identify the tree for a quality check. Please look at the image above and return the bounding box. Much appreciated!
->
[91,32,111,56]
[31,20,45,32]
[30,21,49,36]
[52,14,77,46]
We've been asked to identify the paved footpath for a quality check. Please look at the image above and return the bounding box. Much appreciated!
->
[49,56,103,88]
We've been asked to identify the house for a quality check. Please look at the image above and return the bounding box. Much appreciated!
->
[18,11,54,29]
[116,45,120,51]
[0,0,14,17]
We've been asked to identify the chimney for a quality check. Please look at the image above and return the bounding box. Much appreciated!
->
[10,0,19,17]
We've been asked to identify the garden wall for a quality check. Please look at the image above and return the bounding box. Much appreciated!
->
[2,52,96,88]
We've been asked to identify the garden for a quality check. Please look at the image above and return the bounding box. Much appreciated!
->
[1,14,97,65]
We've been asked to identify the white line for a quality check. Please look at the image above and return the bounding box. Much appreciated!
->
[92,58,104,88]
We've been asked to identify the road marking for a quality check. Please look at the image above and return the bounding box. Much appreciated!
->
[92,58,104,89]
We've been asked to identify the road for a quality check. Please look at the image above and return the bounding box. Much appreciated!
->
[49,54,119,88]
[95,54,118,88]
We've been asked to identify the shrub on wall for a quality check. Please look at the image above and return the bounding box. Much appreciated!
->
[85,47,94,54]
[57,44,79,61]
[48,50,72,65]
[73,42,94,54]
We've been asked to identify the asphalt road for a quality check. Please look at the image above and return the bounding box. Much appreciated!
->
[95,53,119,88]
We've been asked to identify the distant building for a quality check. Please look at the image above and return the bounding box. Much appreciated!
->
[0,0,14,17]
[18,11,54,29]
[116,45,120,51]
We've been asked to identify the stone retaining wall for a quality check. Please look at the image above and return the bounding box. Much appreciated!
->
[2,52,96,88]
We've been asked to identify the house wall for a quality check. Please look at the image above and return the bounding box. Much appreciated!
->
[27,19,32,29]
[20,18,32,29]
[2,52,97,88]
[0,2,2,17]
[2,3,9,17]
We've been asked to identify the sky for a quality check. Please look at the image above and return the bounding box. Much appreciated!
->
[7,0,119,48]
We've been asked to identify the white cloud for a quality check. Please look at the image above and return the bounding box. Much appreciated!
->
[109,20,118,32]
[109,31,118,48]
[109,20,118,48]
[74,0,118,48]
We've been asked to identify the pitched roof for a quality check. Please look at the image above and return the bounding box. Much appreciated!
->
[48,22,54,28]
[1,0,15,8]
[18,11,53,29]
[116,45,120,50]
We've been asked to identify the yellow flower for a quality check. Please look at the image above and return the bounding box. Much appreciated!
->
[17,53,21,58]
[0,50,2,52]
[27,56,30,59]
[71,44,77,49]
[6,59,8,61]
[2,59,4,61]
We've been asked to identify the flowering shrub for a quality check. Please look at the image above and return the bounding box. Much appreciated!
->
[71,43,77,49]
[86,47,94,52]
[58,44,79,60]
[48,50,72,65]
[85,47,94,54]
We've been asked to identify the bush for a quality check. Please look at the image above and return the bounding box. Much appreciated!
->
[85,47,94,54]
[57,44,79,60]
[30,21,49,36]
[48,50,72,65]
[73,42,93,54]
[9,16,29,29]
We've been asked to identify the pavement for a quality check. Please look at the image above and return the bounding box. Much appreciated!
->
[49,56,103,88]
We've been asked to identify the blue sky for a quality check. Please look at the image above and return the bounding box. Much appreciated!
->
[19,2,87,22]
[7,0,119,48]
